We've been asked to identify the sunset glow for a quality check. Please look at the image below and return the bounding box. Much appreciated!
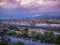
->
[0,0,60,8]
[0,0,60,19]
[21,0,31,5]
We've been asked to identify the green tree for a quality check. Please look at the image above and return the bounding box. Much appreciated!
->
[44,32,49,42]
[0,29,8,36]
[0,40,9,45]
[8,26,18,30]
[24,28,28,33]
[21,31,28,37]
[13,42,24,45]
[56,35,60,44]
[21,28,28,37]
[30,31,36,38]
[44,31,55,43]
[55,44,60,45]
[37,33,44,42]
[30,32,44,42]
[6,31,17,36]
[16,33,22,38]
[49,32,55,43]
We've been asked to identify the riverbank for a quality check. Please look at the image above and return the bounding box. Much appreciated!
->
[3,35,55,45]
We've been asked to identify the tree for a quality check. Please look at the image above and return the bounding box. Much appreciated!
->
[30,31,36,38]
[21,28,28,38]
[24,28,28,33]
[16,33,22,38]
[0,29,8,36]
[6,31,17,36]
[48,32,55,43]
[37,33,44,42]
[44,32,49,42]
[44,31,55,43]
[34,32,41,40]
[13,42,24,45]
[30,32,44,42]
[55,44,60,45]
[0,40,9,45]
[21,31,28,37]
[8,26,18,30]
[56,35,60,44]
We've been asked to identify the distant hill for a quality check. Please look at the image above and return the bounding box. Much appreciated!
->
[27,15,60,20]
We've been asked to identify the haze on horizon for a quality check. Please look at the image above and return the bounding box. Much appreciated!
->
[0,0,60,19]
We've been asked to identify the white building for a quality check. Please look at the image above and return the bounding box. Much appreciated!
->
[35,23,49,27]
[50,24,60,27]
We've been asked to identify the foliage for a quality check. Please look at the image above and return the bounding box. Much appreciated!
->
[0,29,8,36]
[30,32,44,42]
[6,31,17,36]
[44,32,55,43]
[30,31,36,38]
[13,42,24,45]
[0,40,9,45]
[30,31,60,43]
[55,44,60,45]
[21,31,28,37]
[16,33,22,38]
[55,35,60,44]
[21,28,28,37]
[25,28,28,33]
[8,26,18,30]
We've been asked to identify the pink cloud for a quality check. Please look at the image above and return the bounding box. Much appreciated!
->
[0,0,60,13]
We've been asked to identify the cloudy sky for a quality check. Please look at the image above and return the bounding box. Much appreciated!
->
[0,0,60,19]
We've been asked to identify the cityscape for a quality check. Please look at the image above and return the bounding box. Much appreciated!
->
[0,0,60,45]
